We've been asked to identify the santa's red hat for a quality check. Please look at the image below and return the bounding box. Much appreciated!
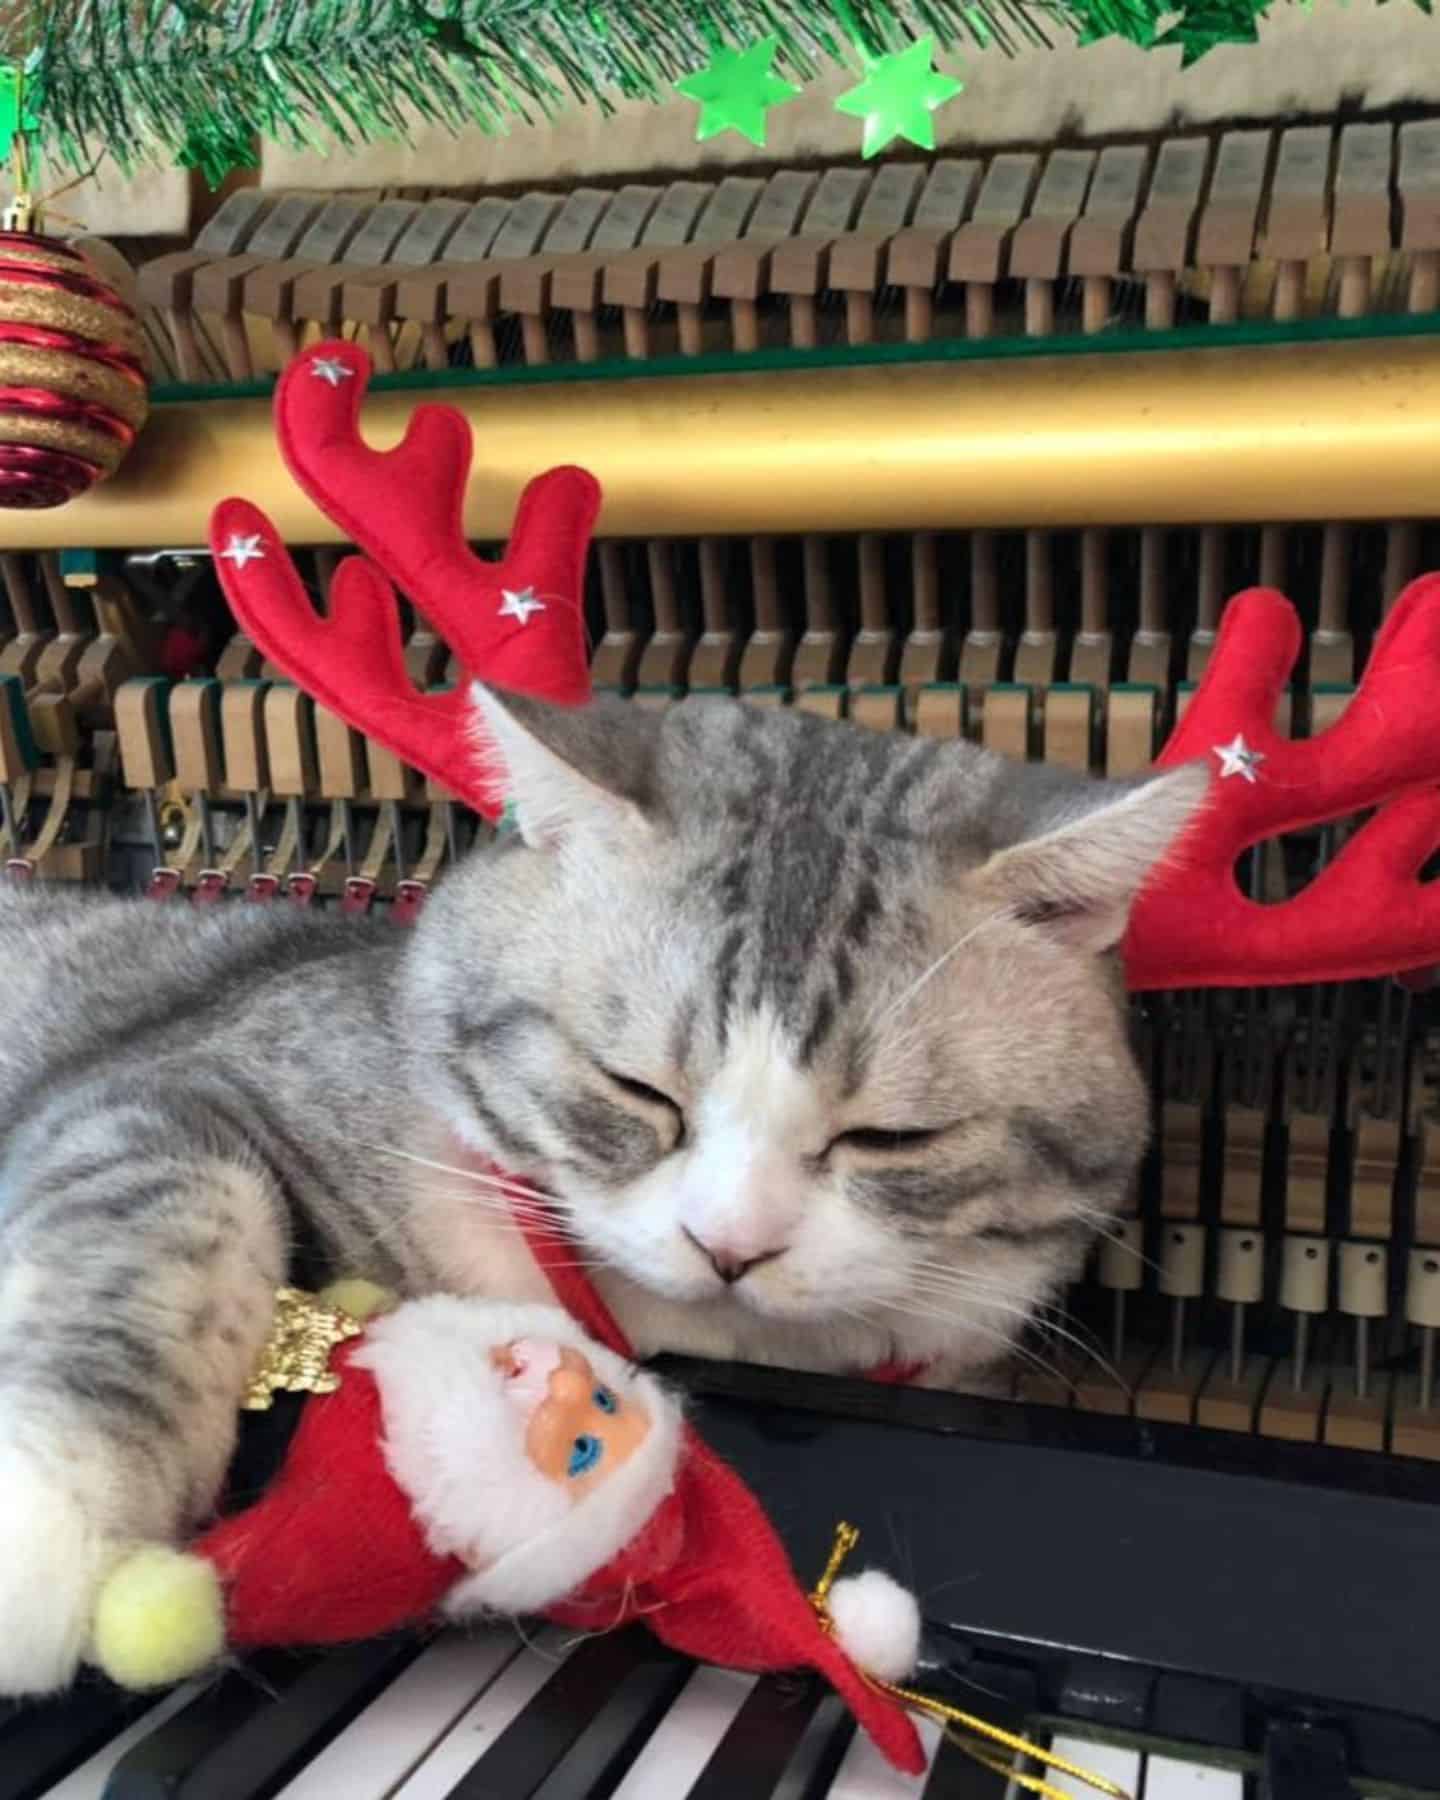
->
[192,1298,925,1774]
[192,1337,464,1647]
[540,1430,927,1773]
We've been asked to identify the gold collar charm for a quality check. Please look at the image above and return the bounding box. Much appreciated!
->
[810,1522,1132,1800]
[240,1286,363,1412]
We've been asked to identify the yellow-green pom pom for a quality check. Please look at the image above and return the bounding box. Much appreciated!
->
[92,1546,224,1689]
[317,1277,398,1322]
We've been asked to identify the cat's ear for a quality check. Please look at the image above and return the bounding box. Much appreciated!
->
[971,761,1210,953]
[469,685,662,852]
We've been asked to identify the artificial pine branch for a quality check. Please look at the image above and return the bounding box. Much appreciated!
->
[4,0,1060,175]
[0,0,1394,178]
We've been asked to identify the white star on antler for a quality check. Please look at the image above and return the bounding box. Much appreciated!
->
[309,355,352,388]
[219,532,266,569]
[1213,733,1265,784]
[498,586,546,626]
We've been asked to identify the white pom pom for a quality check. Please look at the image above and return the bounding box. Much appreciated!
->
[827,1569,921,1683]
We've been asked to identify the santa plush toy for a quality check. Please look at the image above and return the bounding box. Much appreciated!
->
[91,1295,928,1776]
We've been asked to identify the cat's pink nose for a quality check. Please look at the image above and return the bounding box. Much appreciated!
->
[682,1227,785,1286]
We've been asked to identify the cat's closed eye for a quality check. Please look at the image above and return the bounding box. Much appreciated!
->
[598,1067,687,1148]
[827,1126,944,1157]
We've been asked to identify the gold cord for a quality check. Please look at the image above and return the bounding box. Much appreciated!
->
[809,1522,1133,1800]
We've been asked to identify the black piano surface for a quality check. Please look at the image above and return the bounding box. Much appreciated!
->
[671,1357,1440,1722]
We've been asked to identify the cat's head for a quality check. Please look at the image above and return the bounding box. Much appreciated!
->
[406,689,1207,1370]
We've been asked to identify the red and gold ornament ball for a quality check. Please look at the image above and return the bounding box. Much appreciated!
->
[0,228,149,509]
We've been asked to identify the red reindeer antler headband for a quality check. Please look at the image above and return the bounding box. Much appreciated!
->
[1124,579,1440,990]
[210,340,598,820]
[210,342,1440,991]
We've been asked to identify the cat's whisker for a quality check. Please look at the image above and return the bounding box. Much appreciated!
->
[902,1270,1126,1393]
[867,1285,1029,1347]
[1026,1307,1131,1395]
[886,1268,1106,1390]
[872,1299,1063,1388]
[859,907,1014,1042]
[339,1188,527,1252]
[900,1265,1041,1318]
[1069,1209,1165,1280]
[383,1164,564,1223]
[900,1278,1038,1330]
[373,1143,555,1206]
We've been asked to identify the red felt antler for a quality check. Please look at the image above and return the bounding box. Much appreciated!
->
[209,341,599,817]
[1123,575,1440,991]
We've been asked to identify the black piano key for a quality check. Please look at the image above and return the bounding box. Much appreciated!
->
[444,1629,657,1800]
[104,1636,424,1800]
[1,1681,153,1800]
[1149,1672,1244,1755]
[1262,1718,1358,1800]
[921,1732,1020,1798]
[686,1672,829,1800]
[769,1693,855,1800]
[529,1648,692,1800]
[103,1658,306,1800]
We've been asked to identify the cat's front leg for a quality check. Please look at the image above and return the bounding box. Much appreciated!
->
[0,1123,286,1697]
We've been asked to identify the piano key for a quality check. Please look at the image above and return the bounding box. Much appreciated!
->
[273,1632,523,1798]
[441,1629,659,1800]
[71,1668,287,1800]
[920,1729,1013,1797]
[528,1646,693,1800]
[387,1630,575,1799]
[1,1681,154,1800]
[827,1714,944,1798]
[1003,1749,1040,1800]
[1046,1734,1143,1797]
[1142,1754,1244,1797]
[608,1666,756,1800]
[106,1637,424,1800]
[43,1682,205,1800]
[686,1674,833,1800]
[769,1693,856,1800]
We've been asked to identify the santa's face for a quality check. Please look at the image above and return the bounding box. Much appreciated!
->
[492,1341,650,1500]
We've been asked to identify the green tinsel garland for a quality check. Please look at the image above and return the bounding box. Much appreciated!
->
[1,0,1429,180]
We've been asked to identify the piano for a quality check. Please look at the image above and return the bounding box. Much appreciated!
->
[6,1364,1440,1798]
[4,106,1440,1800]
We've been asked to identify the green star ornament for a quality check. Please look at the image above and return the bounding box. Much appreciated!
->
[834,36,963,159]
[675,35,800,148]
[0,64,39,162]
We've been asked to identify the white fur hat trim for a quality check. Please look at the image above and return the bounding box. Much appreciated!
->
[354,1296,683,1618]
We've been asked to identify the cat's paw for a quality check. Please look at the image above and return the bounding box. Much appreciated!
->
[0,1447,110,1696]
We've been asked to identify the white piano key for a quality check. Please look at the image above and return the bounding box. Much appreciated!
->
[608,1665,755,1800]
[1143,1753,1245,1797]
[275,1630,523,1798]
[1046,1734,1144,1797]
[44,1680,207,1799]
[389,1626,574,1799]
[826,1714,944,1798]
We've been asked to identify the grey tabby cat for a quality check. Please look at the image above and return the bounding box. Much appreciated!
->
[0,686,1206,1696]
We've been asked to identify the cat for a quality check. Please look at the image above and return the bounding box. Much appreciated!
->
[0,685,1206,1696]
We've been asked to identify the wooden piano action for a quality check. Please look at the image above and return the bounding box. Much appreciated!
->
[5,106,1440,1800]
